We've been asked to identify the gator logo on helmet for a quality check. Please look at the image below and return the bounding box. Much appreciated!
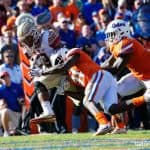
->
[112,22,126,28]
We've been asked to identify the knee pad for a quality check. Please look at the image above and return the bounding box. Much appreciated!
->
[34,81,48,94]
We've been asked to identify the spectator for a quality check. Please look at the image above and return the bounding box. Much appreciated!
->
[0,49,22,85]
[6,15,16,31]
[1,0,16,17]
[49,0,66,22]
[95,9,111,48]
[0,71,24,137]
[16,0,31,14]
[131,3,150,45]
[90,11,100,32]
[65,0,80,21]
[52,12,66,28]
[81,0,103,25]
[115,0,132,22]
[76,24,98,58]
[73,13,87,37]
[133,0,143,11]
[0,24,18,63]
[0,5,7,35]
[101,0,116,20]
[58,16,76,48]
[31,0,49,16]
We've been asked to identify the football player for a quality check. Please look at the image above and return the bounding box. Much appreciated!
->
[101,19,150,131]
[17,22,61,121]
[39,47,145,136]
[17,22,80,133]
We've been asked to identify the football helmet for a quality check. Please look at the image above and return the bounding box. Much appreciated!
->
[105,19,131,44]
[17,21,41,53]
[15,13,36,27]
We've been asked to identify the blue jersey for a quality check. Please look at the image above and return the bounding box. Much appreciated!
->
[0,82,24,112]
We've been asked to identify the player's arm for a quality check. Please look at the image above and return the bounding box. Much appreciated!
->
[101,54,131,75]
[42,54,80,75]
[101,54,116,69]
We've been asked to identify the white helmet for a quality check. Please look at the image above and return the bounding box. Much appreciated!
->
[15,13,36,27]
[50,48,68,66]
[105,19,131,44]
[17,21,41,53]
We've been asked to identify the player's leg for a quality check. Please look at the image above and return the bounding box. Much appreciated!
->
[34,81,55,117]
[117,73,145,97]
[108,74,146,115]
[100,71,126,134]
[83,71,112,136]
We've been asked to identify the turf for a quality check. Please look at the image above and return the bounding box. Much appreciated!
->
[0,130,150,150]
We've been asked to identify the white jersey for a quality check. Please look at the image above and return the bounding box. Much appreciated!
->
[37,30,54,57]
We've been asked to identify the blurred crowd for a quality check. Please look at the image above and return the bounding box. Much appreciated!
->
[0,0,150,137]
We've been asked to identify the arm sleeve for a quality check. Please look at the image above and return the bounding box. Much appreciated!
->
[118,41,134,57]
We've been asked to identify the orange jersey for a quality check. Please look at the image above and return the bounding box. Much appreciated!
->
[110,38,150,80]
[66,48,100,87]
[49,6,66,22]
[65,3,80,21]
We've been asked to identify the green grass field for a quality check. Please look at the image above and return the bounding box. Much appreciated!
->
[0,130,150,150]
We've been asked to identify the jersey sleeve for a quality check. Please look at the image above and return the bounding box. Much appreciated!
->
[118,39,134,57]
[66,48,81,58]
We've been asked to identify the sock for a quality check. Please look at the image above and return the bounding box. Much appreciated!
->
[95,112,109,125]
[113,114,125,129]
[41,101,54,115]
[128,96,145,107]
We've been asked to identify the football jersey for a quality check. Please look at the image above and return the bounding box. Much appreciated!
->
[110,38,150,80]
[66,48,100,87]
[37,30,54,57]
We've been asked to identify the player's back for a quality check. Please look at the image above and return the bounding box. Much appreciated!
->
[67,48,100,86]
[110,38,150,80]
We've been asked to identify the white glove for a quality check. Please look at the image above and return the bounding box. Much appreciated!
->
[29,68,43,77]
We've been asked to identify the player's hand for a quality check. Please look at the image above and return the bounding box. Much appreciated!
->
[29,68,43,77]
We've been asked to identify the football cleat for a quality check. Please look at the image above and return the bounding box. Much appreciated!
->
[110,127,127,134]
[93,123,112,136]
[30,114,56,124]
